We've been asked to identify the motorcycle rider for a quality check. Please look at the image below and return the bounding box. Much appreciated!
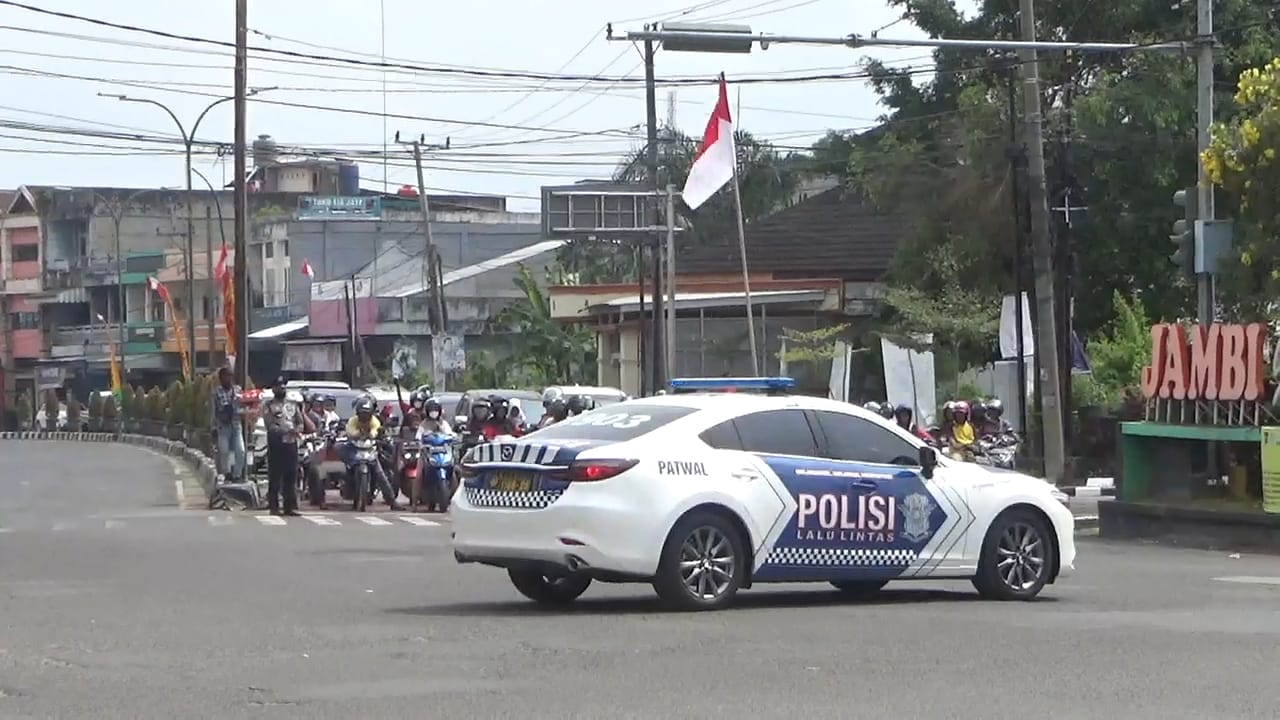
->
[978,398,1011,436]
[467,397,505,441]
[418,398,452,435]
[344,395,402,511]
[891,402,933,443]
[949,400,978,457]
[538,387,563,427]
[538,396,568,428]
[878,403,894,421]
[565,394,592,417]
[507,398,529,435]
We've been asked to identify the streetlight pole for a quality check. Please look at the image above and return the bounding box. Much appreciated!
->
[99,88,274,377]
[95,188,169,385]
[191,167,228,372]
[609,22,755,389]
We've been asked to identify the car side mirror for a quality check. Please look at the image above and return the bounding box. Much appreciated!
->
[918,445,938,479]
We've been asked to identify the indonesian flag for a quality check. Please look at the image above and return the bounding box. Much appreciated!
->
[300,260,314,280]
[214,243,229,281]
[681,74,736,211]
[146,276,170,303]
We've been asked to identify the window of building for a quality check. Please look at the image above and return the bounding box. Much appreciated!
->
[264,243,274,259]
[9,312,39,330]
[12,244,38,262]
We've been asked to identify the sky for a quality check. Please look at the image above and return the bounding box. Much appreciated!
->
[0,0,975,212]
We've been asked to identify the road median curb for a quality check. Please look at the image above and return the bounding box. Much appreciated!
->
[0,430,217,502]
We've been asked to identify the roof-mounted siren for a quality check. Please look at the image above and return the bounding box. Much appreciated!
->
[667,377,796,396]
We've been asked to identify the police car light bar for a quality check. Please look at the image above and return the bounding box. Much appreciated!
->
[667,377,796,395]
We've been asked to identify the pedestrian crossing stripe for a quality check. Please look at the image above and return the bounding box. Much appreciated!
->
[252,515,442,527]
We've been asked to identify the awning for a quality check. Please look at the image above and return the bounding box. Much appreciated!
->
[248,317,309,340]
[594,289,828,314]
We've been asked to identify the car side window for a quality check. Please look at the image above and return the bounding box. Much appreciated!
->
[811,410,919,467]
[732,410,820,457]
[699,420,743,450]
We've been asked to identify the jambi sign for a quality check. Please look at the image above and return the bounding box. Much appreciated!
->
[1139,323,1267,401]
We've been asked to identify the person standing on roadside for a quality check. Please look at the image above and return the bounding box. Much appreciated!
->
[262,377,315,516]
[211,366,246,483]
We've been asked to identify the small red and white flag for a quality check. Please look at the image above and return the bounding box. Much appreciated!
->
[214,243,229,281]
[300,260,315,280]
[681,74,736,211]
[146,276,170,302]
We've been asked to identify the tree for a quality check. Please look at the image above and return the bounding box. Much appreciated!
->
[1202,57,1280,317]
[834,0,1280,333]
[493,264,597,386]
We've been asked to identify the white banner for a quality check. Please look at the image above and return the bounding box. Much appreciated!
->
[880,335,937,426]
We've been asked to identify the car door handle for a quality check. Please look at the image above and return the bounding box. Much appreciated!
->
[731,469,760,481]
[850,479,879,491]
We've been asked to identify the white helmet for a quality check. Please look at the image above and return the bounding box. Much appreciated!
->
[541,387,563,407]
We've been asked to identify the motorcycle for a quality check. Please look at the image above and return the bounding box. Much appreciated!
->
[419,431,456,512]
[296,434,324,506]
[346,437,379,512]
[976,431,1020,470]
[376,426,401,504]
[399,439,422,508]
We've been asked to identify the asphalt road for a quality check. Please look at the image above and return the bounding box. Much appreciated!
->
[2,442,1279,719]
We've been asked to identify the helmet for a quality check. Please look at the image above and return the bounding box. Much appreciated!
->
[470,397,492,421]
[541,387,563,408]
[878,403,894,420]
[424,398,442,418]
[893,402,912,417]
[952,400,971,419]
[354,395,376,417]
[410,389,431,410]
[548,396,568,420]
[863,401,882,415]
[972,399,987,418]
[987,398,1004,417]
[488,395,509,420]
[566,394,588,416]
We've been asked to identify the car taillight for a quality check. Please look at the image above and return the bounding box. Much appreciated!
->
[550,459,638,482]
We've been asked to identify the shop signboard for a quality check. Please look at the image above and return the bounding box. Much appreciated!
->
[1261,427,1280,514]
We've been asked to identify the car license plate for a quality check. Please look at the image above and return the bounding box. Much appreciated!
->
[490,470,533,493]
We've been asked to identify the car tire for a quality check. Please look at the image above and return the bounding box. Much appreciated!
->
[507,569,591,606]
[653,511,747,611]
[830,579,888,596]
[972,508,1055,601]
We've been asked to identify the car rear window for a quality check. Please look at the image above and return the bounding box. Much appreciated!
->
[528,404,698,441]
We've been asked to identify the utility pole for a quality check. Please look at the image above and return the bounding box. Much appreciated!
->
[1195,0,1215,326]
[1017,0,1068,486]
[643,33,665,392]
[232,0,249,388]
[665,184,677,376]
[1001,56,1030,441]
[1055,80,1077,454]
[205,206,215,370]
[396,132,450,390]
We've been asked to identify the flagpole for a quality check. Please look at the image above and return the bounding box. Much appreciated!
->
[729,137,760,377]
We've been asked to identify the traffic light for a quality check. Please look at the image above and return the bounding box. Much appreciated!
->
[1170,187,1198,278]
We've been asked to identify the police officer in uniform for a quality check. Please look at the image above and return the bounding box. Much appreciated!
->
[262,377,315,516]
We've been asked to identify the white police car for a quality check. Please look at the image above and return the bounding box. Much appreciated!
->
[451,377,1075,611]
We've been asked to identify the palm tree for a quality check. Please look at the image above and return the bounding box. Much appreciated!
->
[495,264,597,385]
